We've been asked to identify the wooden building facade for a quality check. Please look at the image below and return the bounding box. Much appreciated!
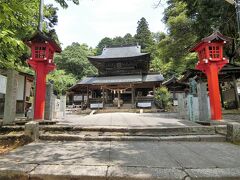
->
[68,45,164,109]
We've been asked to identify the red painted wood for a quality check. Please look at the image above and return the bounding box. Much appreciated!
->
[193,33,228,121]
[26,33,60,121]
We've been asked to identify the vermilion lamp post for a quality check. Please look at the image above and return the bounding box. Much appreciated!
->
[25,32,61,120]
[190,31,230,120]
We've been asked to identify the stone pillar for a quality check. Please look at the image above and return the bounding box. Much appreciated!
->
[177,93,186,119]
[44,83,53,120]
[87,86,89,108]
[81,92,84,110]
[52,95,57,119]
[3,70,18,125]
[103,88,105,104]
[197,82,210,123]
[187,94,199,122]
[60,96,66,119]
[131,86,135,108]
[25,121,39,141]
[227,122,240,143]
[118,90,120,109]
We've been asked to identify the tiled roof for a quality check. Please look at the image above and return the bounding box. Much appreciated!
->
[88,45,149,59]
[76,74,164,85]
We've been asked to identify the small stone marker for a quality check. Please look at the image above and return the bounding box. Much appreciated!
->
[187,94,199,122]
[44,83,54,120]
[25,121,39,141]
[177,93,186,119]
[60,96,66,119]
[3,70,18,125]
[197,82,210,123]
[227,122,240,143]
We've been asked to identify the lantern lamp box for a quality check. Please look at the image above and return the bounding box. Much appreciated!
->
[25,31,61,61]
[190,31,231,120]
[24,31,62,120]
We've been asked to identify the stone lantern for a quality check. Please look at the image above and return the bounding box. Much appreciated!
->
[26,31,61,120]
[190,31,230,120]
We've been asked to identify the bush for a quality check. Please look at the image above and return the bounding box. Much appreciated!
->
[154,86,171,110]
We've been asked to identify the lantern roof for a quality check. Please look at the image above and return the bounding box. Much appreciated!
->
[190,31,232,52]
[25,31,62,53]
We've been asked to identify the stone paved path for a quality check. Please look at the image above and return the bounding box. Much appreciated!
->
[0,141,240,179]
[57,112,199,128]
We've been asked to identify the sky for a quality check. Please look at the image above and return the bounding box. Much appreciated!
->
[45,0,166,48]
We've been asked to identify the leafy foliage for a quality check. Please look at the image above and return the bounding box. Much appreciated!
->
[151,1,197,78]
[135,17,154,50]
[96,34,137,55]
[154,86,171,109]
[96,17,154,54]
[0,0,38,69]
[54,43,97,79]
[0,0,79,69]
[151,0,240,78]
[47,70,77,95]
[54,0,79,9]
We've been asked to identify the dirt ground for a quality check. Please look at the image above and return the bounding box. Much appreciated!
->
[0,136,30,154]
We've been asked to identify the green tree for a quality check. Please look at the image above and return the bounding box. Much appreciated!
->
[54,43,97,79]
[47,69,76,95]
[96,37,113,55]
[155,86,171,109]
[0,0,79,69]
[123,33,136,45]
[151,1,197,78]
[112,36,126,46]
[135,17,154,50]
[54,0,79,8]
[96,34,137,55]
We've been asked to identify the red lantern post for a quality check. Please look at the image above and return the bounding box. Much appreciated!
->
[190,31,231,120]
[25,32,61,120]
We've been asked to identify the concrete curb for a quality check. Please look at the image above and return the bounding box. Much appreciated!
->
[39,134,226,142]
[1,164,240,180]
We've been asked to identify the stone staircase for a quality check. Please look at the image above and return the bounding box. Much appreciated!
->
[39,125,227,142]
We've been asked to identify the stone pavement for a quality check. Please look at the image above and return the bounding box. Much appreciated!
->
[57,112,199,128]
[0,141,240,179]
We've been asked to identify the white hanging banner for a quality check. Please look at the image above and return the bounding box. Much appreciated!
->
[0,74,7,94]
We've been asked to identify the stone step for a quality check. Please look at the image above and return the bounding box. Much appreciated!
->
[40,125,227,136]
[40,133,226,142]
[2,164,240,180]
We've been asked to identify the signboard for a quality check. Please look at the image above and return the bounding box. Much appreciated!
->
[0,74,7,94]
[137,102,152,108]
[90,103,103,109]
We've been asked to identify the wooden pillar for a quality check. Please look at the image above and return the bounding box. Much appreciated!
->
[118,90,120,109]
[232,75,240,108]
[131,86,135,108]
[81,92,84,110]
[106,90,108,104]
[153,85,156,97]
[87,86,89,108]
[102,88,105,106]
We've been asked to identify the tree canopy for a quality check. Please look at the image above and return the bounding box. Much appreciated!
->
[0,0,79,69]
[151,0,240,78]
[135,17,154,50]
[54,43,97,80]
[96,17,153,54]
